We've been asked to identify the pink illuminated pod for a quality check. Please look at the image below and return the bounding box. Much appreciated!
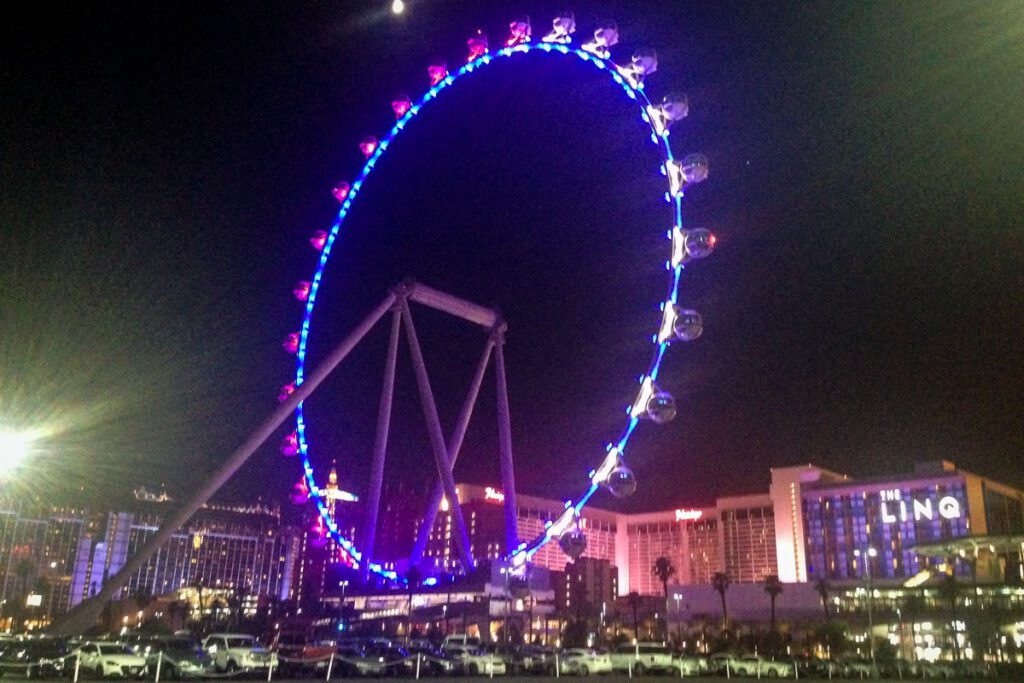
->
[310,517,328,548]
[466,30,488,61]
[331,181,351,202]
[293,280,311,301]
[282,332,299,354]
[286,12,716,585]
[506,17,531,47]
[427,62,448,86]
[280,430,299,457]
[358,136,379,158]
[391,95,412,118]
[290,479,309,505]
[309,231,327,251]
[277,382,295,402]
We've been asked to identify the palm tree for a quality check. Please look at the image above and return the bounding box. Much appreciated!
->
[651,557,676,640]
[133,588,154,628]
[901,592,925,662]
[651,557,676,598]
[134,589,154,612]
[814,578,831,622]
[712,572,730,631]
[191,578,206,625]
[764,574,783,633]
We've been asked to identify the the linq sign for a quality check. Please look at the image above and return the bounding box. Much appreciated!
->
[878,488,962,523]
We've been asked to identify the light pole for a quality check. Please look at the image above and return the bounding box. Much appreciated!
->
[338,580,349,632]
[673,594,682,646]
[854,547,878,676]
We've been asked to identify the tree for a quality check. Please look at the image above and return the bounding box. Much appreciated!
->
[814,578,831,622]
[764,574,783,633]
[651,557,676,640]
[167,599,187,630]
[712,572,730,631]
[191,578,206,625]
[814,620,849,658]
[651,557,676,598]
[134,589,154,615]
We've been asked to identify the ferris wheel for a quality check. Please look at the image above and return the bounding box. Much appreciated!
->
[279,12,716,586]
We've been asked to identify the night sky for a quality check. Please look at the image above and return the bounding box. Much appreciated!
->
[1,2,1021,518]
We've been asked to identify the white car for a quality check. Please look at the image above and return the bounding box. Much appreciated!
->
[732,655,794,678]
[559,649,613,675]
[444,645,507,676]
[609,642,675,675]
[672,655,708,676]
[202,633,278,673]
[75,642,148,679]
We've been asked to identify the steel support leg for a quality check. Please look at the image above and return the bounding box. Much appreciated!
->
[409,337,495,565]
[360,307,402,584]
[399,297,475,572]
[493,328,520,553]
[48,290,398,635]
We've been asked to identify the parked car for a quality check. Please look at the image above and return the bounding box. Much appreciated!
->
[730,655,794,678]
[672,654,707,676]
[441,635,481,651]
[272,630,335,677]
[75,641,148,679]
[444,645,506,676]
[202,633,277,673]
[139,637,210,678]
[403,645,461,676]
[609,642,675,675]
[837,657,875,678]
[915,660,956,679]
[558,648,613,675]
[364,643,411,675]
[519,646,558,675]
[0,638,70,678]
[334,646,390,677]
[708,652,745,675]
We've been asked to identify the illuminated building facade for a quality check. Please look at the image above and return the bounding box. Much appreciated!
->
[552,557,618,616]
[0,501,97,626]
[617,496,776,594]
[99,503,297,601]
[413,461,1023,597]
[775,460,1024,583]
[0,496,300,627]
[423,484,619,574]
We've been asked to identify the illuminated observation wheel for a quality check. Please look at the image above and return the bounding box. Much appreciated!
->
[279,13,717,585]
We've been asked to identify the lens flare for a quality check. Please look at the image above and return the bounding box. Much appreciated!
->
[0,430,33,475]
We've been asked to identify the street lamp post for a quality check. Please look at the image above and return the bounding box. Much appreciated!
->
[854,547,878,676]
[338,580,349,632]
[673,594,682,646]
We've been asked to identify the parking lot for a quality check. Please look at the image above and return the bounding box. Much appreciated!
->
[0,677,989,683]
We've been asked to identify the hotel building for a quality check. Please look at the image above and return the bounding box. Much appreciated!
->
[410,459,1023,597]
[0,495,299,627]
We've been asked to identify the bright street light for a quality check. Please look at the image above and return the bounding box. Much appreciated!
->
[391,0,405,15]
[0,429,33,475]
